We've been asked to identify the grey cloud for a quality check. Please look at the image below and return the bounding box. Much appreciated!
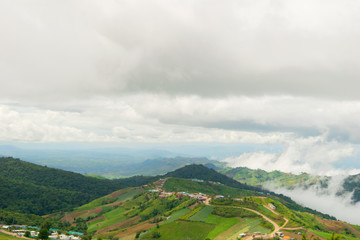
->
[1,1,360,102]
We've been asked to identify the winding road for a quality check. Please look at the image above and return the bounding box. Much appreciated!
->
[205,197,291,239]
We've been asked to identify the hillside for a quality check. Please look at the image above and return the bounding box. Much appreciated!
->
[0,157,155,215]
[52,178,359,240]
[164,165,335,220]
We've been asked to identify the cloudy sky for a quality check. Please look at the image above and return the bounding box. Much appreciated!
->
[1,0,360,175]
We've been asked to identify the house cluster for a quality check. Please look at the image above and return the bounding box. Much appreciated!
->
[268,203,276,210]
[156,178,167,189]
[186,192,208,202]
[275,231,296,240]
[1,225,83,240]
[238,232,261,238]
[49,231,83,240]
[159,192,174,198]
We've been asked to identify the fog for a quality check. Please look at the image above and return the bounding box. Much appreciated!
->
[265,176,360,225]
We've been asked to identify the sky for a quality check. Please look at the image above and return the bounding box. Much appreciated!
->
[1,0,360,175]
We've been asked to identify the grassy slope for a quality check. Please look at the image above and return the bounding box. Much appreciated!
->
[205,215,240,239]
[142,220,215,240]
[0,232,20,240]
[189,206,213,222]
[164,177,254,197]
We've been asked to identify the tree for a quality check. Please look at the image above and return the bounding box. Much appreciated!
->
[24,231,31,238]
[38,228,49,240]
[151,231,161,239]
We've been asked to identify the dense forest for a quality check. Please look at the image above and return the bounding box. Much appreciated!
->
[0,157,155,215]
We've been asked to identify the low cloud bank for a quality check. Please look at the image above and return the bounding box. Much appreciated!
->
[265,176,360,225]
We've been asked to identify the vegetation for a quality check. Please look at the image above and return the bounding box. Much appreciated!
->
[0,232,20,240]
[205,215,240,239]
[164,177,254,197]
[142,220,215,240]
[165,164,258,191]
[220,166,319,188]
[0,209,44,226]
[0,157,154,215]
[212,206,258,218]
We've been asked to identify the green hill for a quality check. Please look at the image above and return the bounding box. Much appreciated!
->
[219,166,322,188]
[164,165,335,220]
[164,164,258,191]
[53,181,359,240]
[0,157,155,215]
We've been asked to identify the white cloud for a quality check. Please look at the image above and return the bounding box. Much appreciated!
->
[1,0,360,176]
[266,176,360,225]
[222,134,356,175]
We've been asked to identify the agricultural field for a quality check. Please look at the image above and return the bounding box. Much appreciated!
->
[215,218,271,240]
[163,208,190,224]
[142,220,215,240]
[88,207,127,233]
[205,215,241,239]
[0,232,20,240]
[189,206,213,222]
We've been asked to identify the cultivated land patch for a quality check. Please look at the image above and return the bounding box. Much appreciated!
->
[97,216,141,234]
[143,220,215,240]
[315,217,360,237]
[96,207,127,231]
[116,188,143,202]
[189,206,213,222]
[215,218,271,240]
[61,207,103,223]
[163,208,190,224]
[111,221,157,238]
[0,231,23,240]
[205,215,240,239]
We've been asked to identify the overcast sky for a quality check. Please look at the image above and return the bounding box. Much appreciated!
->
[1,0,360,175]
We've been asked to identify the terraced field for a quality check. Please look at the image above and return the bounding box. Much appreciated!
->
[189,206,213,222]
[215,218,271,240]
[143,220,215,240]
[205,215,241,239]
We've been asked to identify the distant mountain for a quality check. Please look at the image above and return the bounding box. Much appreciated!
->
[220,166,360,204]
[343,173,360,203]
[108,157,225,178]
[219,166,321,188]
[0,157,155,215]
[0,145,177,176]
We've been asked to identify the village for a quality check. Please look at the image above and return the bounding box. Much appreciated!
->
[1,225,83,240]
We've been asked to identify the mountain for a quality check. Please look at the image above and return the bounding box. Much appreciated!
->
[53,178,357,240]
[105,157,225,178]
[0,157,155,215]
[343,173,360,203]
[219,166,321,188]
[165,164,258,191]
[221,166,360,204]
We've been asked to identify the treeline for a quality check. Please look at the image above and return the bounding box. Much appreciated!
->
[0,209,44,226]
[0,157,155,215]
